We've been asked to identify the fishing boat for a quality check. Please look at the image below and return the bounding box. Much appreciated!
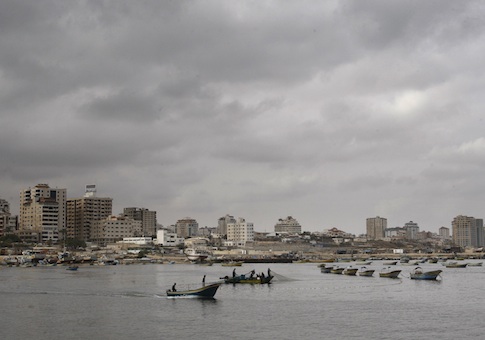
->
[355,261,372,265]
[343,267,358,276]
[66,265,79,271]
[166,283,221,299]
[330,267,344,274]
[444,261,467,268]
[358,267,375,277]
[221,261,243,267]
[379,267,401,278]
[223,269,273,284]
[383,261,398,266]
[184,248,211,262]
[410,267,442,280]
[320,266,332,273]
[467,262,483,267]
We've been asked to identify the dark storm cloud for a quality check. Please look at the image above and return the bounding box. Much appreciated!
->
[2,1,485,232]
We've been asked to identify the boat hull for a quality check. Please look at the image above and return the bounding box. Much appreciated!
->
[330,268,344,274]
[358,270,375,277]
[224,275,273,284]
[379,270,401,278]
[166,283,220,298]
[410,270,442,280]
[343,268,358,276]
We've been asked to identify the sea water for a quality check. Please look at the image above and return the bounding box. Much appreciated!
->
[0,261,483,340]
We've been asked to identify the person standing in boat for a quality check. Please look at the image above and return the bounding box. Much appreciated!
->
[202,275,206,286]
[172,283,176,292]
[267,268,271,277]
[232,268,236,277]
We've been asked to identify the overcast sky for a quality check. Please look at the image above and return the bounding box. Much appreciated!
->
[1,1,485,234]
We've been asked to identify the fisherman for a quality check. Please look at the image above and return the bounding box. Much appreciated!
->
[250,270,255,279]
[267,268,271,277]
[232,268,236,277]
[202,275,206,286]
[172,283,177,292]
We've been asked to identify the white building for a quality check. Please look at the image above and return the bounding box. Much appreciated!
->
[119,237,153,245]
[226,217,254,246]
[19,184,66,243]
[274,216,302,235]
[156,229,184,247]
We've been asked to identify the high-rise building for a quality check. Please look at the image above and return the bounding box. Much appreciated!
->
[175,217,199,238]
[452,215,484,248]
[19,184,66,243]
[123,207,157,237]
[66,185,112,242]
[217,214,236,236]
[366,216,387,240]
[404,221,419,240]
[227,217,254,246]
[274,216,302,235]
[0,198,10,237]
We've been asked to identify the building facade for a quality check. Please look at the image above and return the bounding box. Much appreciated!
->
[175,217,199,238]
[226,217,254,246]
[366,216,387,240]
[452,215,484,248]
[0,198,11,237]
[19,184,66,243]
[217,214,236,236]
[274,216,302,235]
[404,221,419,240]
[123,207,157,237]
[66,186,112,242]
[439,226,450,239]
[155,229,184,247]
[91,215,142,246]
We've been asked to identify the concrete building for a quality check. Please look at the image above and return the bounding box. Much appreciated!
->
[366,216,387,240]
[175,217,199,238]
[0,198,11,237]
[156,229,184,247]
[404,221,419,240]
[439,226,450,239]
[123,207,157,237]
[91,215,142,247]
[217,214,236,236]
[385,227,406,239]
[274,216,302,235]
[19,184,66,243]
[226,217,254,246]
[66,185,112,242]
[452,215,484,248]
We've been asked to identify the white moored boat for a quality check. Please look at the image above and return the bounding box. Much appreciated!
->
[185,248,211,262]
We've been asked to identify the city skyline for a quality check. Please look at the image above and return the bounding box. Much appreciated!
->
[0,183,462,235]
[1,2,485,234]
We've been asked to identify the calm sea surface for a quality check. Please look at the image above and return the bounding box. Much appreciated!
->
[1,261,484,340]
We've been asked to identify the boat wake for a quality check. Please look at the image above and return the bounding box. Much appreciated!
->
[271,271,297,282]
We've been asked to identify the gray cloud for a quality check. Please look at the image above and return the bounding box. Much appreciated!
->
[1,1,485,233]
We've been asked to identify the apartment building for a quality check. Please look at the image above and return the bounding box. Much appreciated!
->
[19,184,66,243]
[66,185,112,242]
[123,207,157,237]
